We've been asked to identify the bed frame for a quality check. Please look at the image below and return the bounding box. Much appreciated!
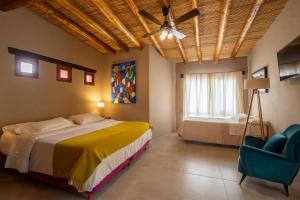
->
[6,140,150,200]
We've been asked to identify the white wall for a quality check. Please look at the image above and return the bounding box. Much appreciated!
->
[149,46,176,135]
[248,0,300,134]
[0,8,103,128]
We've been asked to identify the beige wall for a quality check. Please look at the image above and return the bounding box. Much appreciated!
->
[176,57,248,131]
[99,46,176,134]
[149,46,176,134]
[99,47,150,122]
[0,8,178,135]
[248,0,300,134]
[0,8,103,128]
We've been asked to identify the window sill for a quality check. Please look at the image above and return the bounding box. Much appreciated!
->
[183,116,246,124]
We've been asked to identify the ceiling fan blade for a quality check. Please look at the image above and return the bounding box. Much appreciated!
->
[139,10,161,26]
[170,29,186,40]
[142,29,161,38]
[173,8,200,26]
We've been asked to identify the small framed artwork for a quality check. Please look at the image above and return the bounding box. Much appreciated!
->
[252,66,269,93]
[57,65,72,82]
[84,71,95,85]
[111,61,136,104]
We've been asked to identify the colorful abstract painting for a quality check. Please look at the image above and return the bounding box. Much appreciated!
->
[112,61,136,104]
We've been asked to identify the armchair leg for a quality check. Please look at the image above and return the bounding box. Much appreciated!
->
[239,174,247,185]
[284,185,289,197]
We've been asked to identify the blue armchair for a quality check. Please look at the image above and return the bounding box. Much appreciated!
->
[238,124,300,196]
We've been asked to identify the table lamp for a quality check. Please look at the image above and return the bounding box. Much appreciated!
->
[96,101,104,108]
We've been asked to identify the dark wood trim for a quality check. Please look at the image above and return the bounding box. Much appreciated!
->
[8,47,96,73]
[15,55,39,79]
[0,0,37,11]
[57,64,72,83]
[84,71,95,85]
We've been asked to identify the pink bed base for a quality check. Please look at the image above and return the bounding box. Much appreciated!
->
[29,140,150,200]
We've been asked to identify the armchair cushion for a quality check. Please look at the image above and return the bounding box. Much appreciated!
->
[245,136,266,149]
[263,133,287,153]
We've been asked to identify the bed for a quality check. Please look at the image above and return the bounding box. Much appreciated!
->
[0,117,152,200]
[179,117,269,146]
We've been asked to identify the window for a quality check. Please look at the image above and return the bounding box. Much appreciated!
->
[15,55,38,78]
[84,71,95,85]
[20,62,33,73]
[57,65,72,82]
[184,71,244,119]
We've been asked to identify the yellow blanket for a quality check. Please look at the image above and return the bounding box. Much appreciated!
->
[53,121,150,191]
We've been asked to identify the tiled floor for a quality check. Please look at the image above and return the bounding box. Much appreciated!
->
[1,133,300,200]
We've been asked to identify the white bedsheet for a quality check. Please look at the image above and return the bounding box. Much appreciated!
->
[1,119,152,191]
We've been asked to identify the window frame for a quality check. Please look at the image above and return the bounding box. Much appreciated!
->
[84,71,95,85]
[56,64,72,83]
[15,55,39,79]
[184,71,244,120]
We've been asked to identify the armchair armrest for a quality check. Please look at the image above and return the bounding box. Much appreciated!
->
[245,136,266,149]
[239,145,299,185]
[240,145,289,161]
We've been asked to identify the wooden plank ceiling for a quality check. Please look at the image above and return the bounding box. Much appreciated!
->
[20,0,288,63]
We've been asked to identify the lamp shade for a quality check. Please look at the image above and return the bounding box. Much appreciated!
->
[244,78,270,89]
[97,101,104,108]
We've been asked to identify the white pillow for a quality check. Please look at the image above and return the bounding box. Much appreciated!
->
[33,117,74,133]
[2,117,74,135]
[69,113,104,125]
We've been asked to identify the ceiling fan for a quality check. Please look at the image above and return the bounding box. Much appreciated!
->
[139,5,200,40]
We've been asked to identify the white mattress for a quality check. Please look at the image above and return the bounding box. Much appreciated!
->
[0,119,152,191]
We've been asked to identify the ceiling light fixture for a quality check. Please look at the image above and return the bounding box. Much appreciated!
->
[160,29,168,40]
[140,6,200,40]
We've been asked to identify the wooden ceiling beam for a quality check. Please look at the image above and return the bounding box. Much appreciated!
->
[162,0,188,63]
[0,0,36,11]
[32,2,115,54]
[124,0,165,57]
[91,0,142,50]
[214,0,232,64]
[192,0,202,64]
[56,0,128,51]
[231,0,264,58]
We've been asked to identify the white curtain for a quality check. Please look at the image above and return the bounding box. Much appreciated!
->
[184,71,244,119]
